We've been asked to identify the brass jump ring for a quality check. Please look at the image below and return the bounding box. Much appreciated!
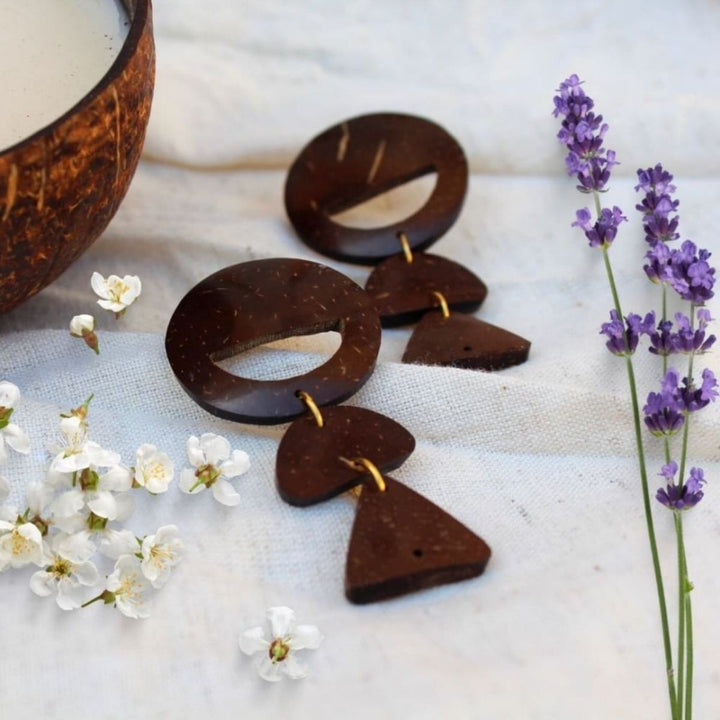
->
[338,455,387,492]
[296,390,324,428]
[398,232,413,264]
[430,290,450,318]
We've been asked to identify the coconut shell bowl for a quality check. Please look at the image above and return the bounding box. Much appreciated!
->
[0,0,155,315]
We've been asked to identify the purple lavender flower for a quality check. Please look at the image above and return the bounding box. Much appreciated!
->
[572,206,627,248]
[667,240,716,304]
[643,369,685,436]
[648,311,716,355]
[635,165,680,245]
[643,241,673,284]
[635,164,677,196]
[656,462,706,510]
[600,309,655,355]
[553,74,618,193]
[680,368,719,412]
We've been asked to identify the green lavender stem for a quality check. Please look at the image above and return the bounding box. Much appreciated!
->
[600,240,677,717]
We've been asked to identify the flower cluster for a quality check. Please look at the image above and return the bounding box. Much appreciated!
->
[0,387,183,617]
[70,271,142,354]
[553,73,618,193]
[637,167,716,305]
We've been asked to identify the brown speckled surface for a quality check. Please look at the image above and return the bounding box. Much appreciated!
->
[402,312,531,370]
[165,258,382,425]
[276,405,416,506]
[364,251,488,327]
[345,475,491,604]
[284,112,468,264]
[0,0,155,314]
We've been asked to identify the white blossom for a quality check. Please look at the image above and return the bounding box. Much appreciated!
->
[0,520,46,571]
[29,534,99,610]
[140,525,183,589]
[91,272,141,315]
[50,464,133,525]
[0,381,31,465]
[239,606,323,682]
[133,444,174,494]
[49,414,119,474]
[106,554,151,619]
[179,433,250,506]
[69,314,99,354]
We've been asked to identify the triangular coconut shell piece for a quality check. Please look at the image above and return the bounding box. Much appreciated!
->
[345,476,491,604]
[402,312,530,370]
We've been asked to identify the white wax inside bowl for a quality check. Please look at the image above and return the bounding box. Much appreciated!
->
[0,0,129,151]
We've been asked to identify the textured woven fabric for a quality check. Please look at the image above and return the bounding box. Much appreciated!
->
[2,1,720,718]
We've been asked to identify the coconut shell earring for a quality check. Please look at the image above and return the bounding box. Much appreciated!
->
[284,112,531,370]
[165,258,491,603]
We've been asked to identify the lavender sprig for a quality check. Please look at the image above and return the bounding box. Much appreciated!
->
[552,75,720,720]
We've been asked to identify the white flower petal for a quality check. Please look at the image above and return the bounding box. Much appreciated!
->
[4,423,30,454]
[50,490,85,519]
[179,468,205,495]
[292,624,324,651]
[114,492,135,522]
[56,581,89,611]
[267,606,296,639]
[25,481,52,516]
[98,528,138,559]
[200,433,230,465]
[211,478,241,506]
[186,435,204,467]
[87,491,118,520]
[0,381,20,409]
[0,435,6,465]
[99,464,132,492]
[53,531,96,563]
[90,271,110,299]
[282,653,308,680]
[239,626,269,656]
[29,570,55,597]
[220,449,251,479]
[73,560,99,587]
[0,475,9,503]
[254,654,283,682]
[85,442,121,469]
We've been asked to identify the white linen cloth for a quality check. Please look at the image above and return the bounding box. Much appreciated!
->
[2,1,720,718]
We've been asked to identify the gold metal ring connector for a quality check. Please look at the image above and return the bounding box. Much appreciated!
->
[338,456,387,492]
[430,290,450,318]
[398,232,413,264]
[296,390,324,428]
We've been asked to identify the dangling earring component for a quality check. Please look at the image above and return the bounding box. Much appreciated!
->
[402,291,531,371]
[341,457,491,604]
[166,258,492,604]
[284,111,530,370]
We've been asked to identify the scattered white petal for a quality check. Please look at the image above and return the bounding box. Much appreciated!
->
[0,381,20,409]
